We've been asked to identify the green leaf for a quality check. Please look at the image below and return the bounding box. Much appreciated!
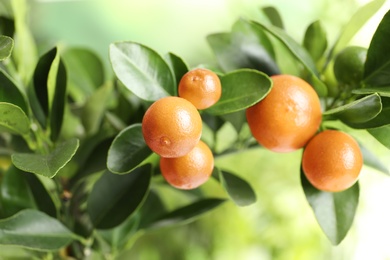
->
[0,35,13,61]
[368,125,390,149]
[0,209,78,251]
[323,93,382,125]
[251,21,328,96]
[205,69,272,115]
[207,19,279,75]
[165,52,189,86]
[87,165,152,229]
[364,9,390,86]
[328,0,386,62]
[347,97,390,129]
[12,138,79,178]
[303,21,327,62]
[0,102,29,135]
[352,86,390,97]
[107,124,152,174]
[0,67,28,113]
[145,198,226,230]
[218,168,256,207]
[360,143,389,175]
[261,6,284,29]
[109,41,176,101]
[301,168,359,245]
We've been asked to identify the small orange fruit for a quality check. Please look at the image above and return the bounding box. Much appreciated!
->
[160,140,214,190]
[142,96,202,158]
[302,130,363,192]
[246,74,322,153]
[178,68,221,110]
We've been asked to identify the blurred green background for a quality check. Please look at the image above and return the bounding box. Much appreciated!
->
[5,0,390,259]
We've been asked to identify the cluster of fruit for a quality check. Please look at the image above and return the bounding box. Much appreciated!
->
[142,68,222,189]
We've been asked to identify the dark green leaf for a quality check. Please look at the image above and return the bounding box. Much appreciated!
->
[12,138,79,178]
[251,21,328,96]
[87,165,151,229]
[347,97,390,129]
[205,69,272,115]
[146,198,226,230]
[165,52,189,86]
[364,9,390,86]
[0,102,29,135]
[107,124,153,174]
[323,93,382,124]
[0,17,15,37]
[109,41,176,101]
[360,143,389,175]
[368,125,390,149]
[220,110,247,133]
[0,67,28,113]
[303,21,327,62]
[207,19,279,75]
[0,209,78,251]
[261,6,284,29]
[301,168,359,245]
[218,168,256,206]
[352,86,390,96]
[0,35,13,61]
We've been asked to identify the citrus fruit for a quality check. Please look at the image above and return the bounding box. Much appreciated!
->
[160,140,214,190]
[333,46,367,85]
[302,130,363,192]
[142,96,202,158]
[178,68,221,110]
[246,74,322,153]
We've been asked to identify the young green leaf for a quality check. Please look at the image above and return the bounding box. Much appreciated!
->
[0,209,79,251]
[364,9,390,87]
[218,168,256,207]
[87,165,152,229]
[0,67,28,113]
[0,35,13,61]
[303,21,327,62]
[107,124,153,174]
[165,52,189,86]
[0,102,30,136]
[323,93,382,125]
[205,69,272,115]
[261,6,284,29]
[12,138,79,178]
[145,198,226,230]
[109,41,176,101]
[301,168,359,245]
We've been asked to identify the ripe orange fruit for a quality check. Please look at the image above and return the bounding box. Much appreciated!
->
[160,140,214,190]
[142,96,202,158]
[246,74,322,153]
[302,130,363,192]
[178,68,221,110]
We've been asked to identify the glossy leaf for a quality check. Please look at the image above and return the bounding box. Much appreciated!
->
[218,168,256,207]
[0,67,28,113]
[352,86,390,97]
[368,125,390,149]
[251,21,328,96]
[262,6,284,29]
[0,209,78,251]
[0,35,13,61]
[207,19,279,75]
[360,143,389,175]
[87,165,152,229]
[12,138,79,178]
[205,69,272,115]
[165,52,189,86]
[347,97,390,129]
[145,198,226,230]
[107,124,152,174]
[0,102,29,135]
[364,8,390,87]
[303,21,327,62]
[301,168,359,245]
[323,93,382,124]
[110,41,176,101]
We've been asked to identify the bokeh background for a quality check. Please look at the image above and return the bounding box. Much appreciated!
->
[10,0,390,259]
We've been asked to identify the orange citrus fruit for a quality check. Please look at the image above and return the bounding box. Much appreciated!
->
[142,96,202,158]
[178,68,221,110]
[160,140,214,190]
[246,74,322,153]
[302,130,363,192]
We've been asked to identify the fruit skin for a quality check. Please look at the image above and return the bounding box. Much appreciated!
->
[333,46,367,85]
[178,68,222,110]
[302,130,363,192]
[142,96,202,158]
[160,140,214,190]
[246,74,322,153]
